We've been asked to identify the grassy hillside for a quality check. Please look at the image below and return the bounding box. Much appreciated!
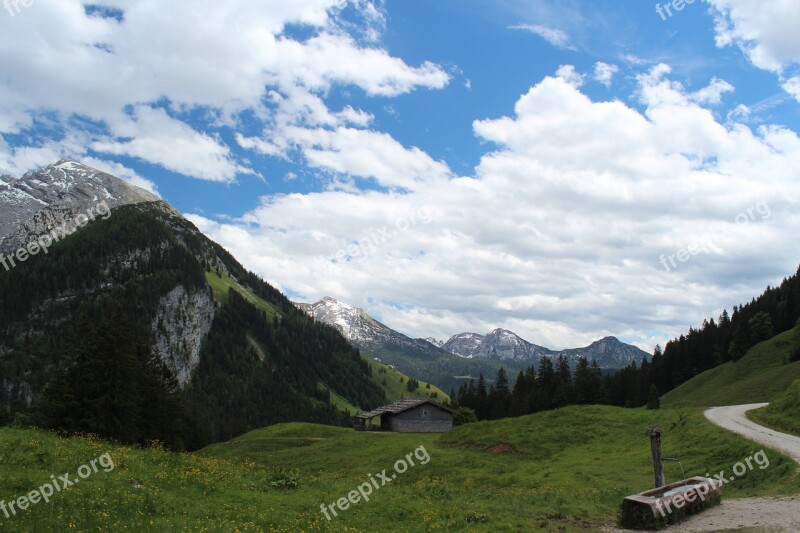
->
[362,341,516,394]
[749,380,800,438]
[207,272,447,413]
[368,360,449,403]
[3,405,799,531]
[320,361,450,416]
[205,270,282,319]
[318,382,361,415]
[661,326,800,408]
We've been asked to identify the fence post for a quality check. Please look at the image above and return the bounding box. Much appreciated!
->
[646,426,666,488]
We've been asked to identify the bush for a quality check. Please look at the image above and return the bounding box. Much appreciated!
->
[453,407,478,426]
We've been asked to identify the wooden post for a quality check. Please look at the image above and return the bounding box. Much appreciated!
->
[646,426,666,488]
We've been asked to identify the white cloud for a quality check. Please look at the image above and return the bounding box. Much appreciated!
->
[92,107,244,183]
[783,76,800,102]
[0,0,449,179]
[593,62,619,87]
[556,65,586,88]
[191,67,800,350]
[689,77,735,105]
[708,0,800,72]
[243,126,452,191]
[510,24,576,51]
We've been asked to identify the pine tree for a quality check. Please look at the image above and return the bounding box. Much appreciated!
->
[573,358,593,405]
[489,368,510,419]
[475,374,489,420]
[647,384,660,410]
[537,357,556,410]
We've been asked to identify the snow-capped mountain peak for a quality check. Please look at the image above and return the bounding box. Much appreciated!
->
[441,332,485,359]
[423,337,444,348]
[0,159,161,253]
[442,329,649,367]
[294,295,650,370]
[294,297,389,343]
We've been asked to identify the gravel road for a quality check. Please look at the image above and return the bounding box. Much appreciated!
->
[704,403,800,463]
[610,404,800,532]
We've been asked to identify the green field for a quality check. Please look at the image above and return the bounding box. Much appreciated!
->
[749,380,800,438]
[661,326,800,408]
[2,404,798,532]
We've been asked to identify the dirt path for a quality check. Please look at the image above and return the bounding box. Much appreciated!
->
[610,404,800,532]
[704,404,800,463]
[607,496,800,533]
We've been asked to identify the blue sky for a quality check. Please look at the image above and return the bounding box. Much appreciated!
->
[2,0,800,350]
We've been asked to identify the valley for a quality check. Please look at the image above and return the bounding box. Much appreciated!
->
[2,159,800,531]
[4,1,800,530]
[2,404,799,532]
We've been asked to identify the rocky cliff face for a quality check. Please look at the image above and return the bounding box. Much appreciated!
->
[151,286,216,387]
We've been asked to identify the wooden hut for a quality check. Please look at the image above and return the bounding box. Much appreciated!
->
[355,398,453,433]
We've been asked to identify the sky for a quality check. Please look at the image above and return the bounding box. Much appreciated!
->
[2,0,800,351]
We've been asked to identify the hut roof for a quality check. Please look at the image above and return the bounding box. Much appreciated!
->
[355,398,454,420]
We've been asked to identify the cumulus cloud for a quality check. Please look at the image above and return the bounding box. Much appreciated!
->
[192,67,800,350]
[288,127,452,191]
[708,0,800,72]
[593,62,619,87]
[689,77,735,105]
[92,107,245,183]
[0,0,449,179]
[556,65,586,88]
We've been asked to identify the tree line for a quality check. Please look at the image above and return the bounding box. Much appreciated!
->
[454,264,800,420]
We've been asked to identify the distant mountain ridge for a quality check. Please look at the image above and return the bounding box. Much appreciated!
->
[442,329,650,368]
[294,297,515,391]
[295,297,650,390]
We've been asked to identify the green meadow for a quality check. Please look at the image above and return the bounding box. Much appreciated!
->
[748,380,800,438]
[1,404,798,532]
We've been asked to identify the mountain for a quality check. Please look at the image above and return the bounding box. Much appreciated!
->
[442,330,649,368]
[295,297,650,392]
[0,158,160,253]
[444,329,554,361]
[441,332,485,358]
[0,160,385,449]
[558,336,650,368]
[295,297,514,392]
[295,297,396,344]
[423,337,444,348]
[660,325,800,409]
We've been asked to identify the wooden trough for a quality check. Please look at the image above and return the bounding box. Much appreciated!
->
[620,476,723,530]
